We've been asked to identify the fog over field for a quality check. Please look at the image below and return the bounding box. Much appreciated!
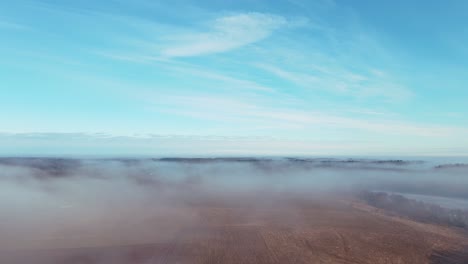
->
[1,157,468,263]
[3,0,468,262]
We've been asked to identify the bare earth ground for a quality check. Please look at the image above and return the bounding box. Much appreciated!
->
[2,194,468,264]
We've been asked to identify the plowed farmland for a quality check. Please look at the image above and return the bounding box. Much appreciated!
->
[2,195,467,264]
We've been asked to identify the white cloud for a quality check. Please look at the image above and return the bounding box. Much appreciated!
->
[0,19,28,30]
[255,63,319,86]
[161,13,288,57]
[154,94,464,138]
[255,62,412,101]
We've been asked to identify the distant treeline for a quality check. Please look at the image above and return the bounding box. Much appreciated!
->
[434,163,468,170]
[359,191,468,229]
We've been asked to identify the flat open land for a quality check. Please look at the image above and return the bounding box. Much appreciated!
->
[2,158,468,263]
[2,194,468,264]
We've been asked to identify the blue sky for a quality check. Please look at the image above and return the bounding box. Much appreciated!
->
[1,0,467,156]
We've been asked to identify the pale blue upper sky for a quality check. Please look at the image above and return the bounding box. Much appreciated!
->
[1,0,467,156]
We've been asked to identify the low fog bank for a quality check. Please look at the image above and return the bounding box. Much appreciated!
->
[360,191,468,229]
[1,157,466,196]
[1,157,467,252]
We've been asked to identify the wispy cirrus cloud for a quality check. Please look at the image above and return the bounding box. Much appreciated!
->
[255,63,412,101]
[87,7,410,101]
[0,19,28,30]
[160,13,289,57]
[153,94,464,138]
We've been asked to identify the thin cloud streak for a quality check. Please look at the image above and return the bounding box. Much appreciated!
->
[0,19,29,30]
[156,95,463,137]
[1,132,467,157]
[160,13,288,57]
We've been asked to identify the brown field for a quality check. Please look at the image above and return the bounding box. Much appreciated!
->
[2,194,468,264]
[2,158,468,263]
